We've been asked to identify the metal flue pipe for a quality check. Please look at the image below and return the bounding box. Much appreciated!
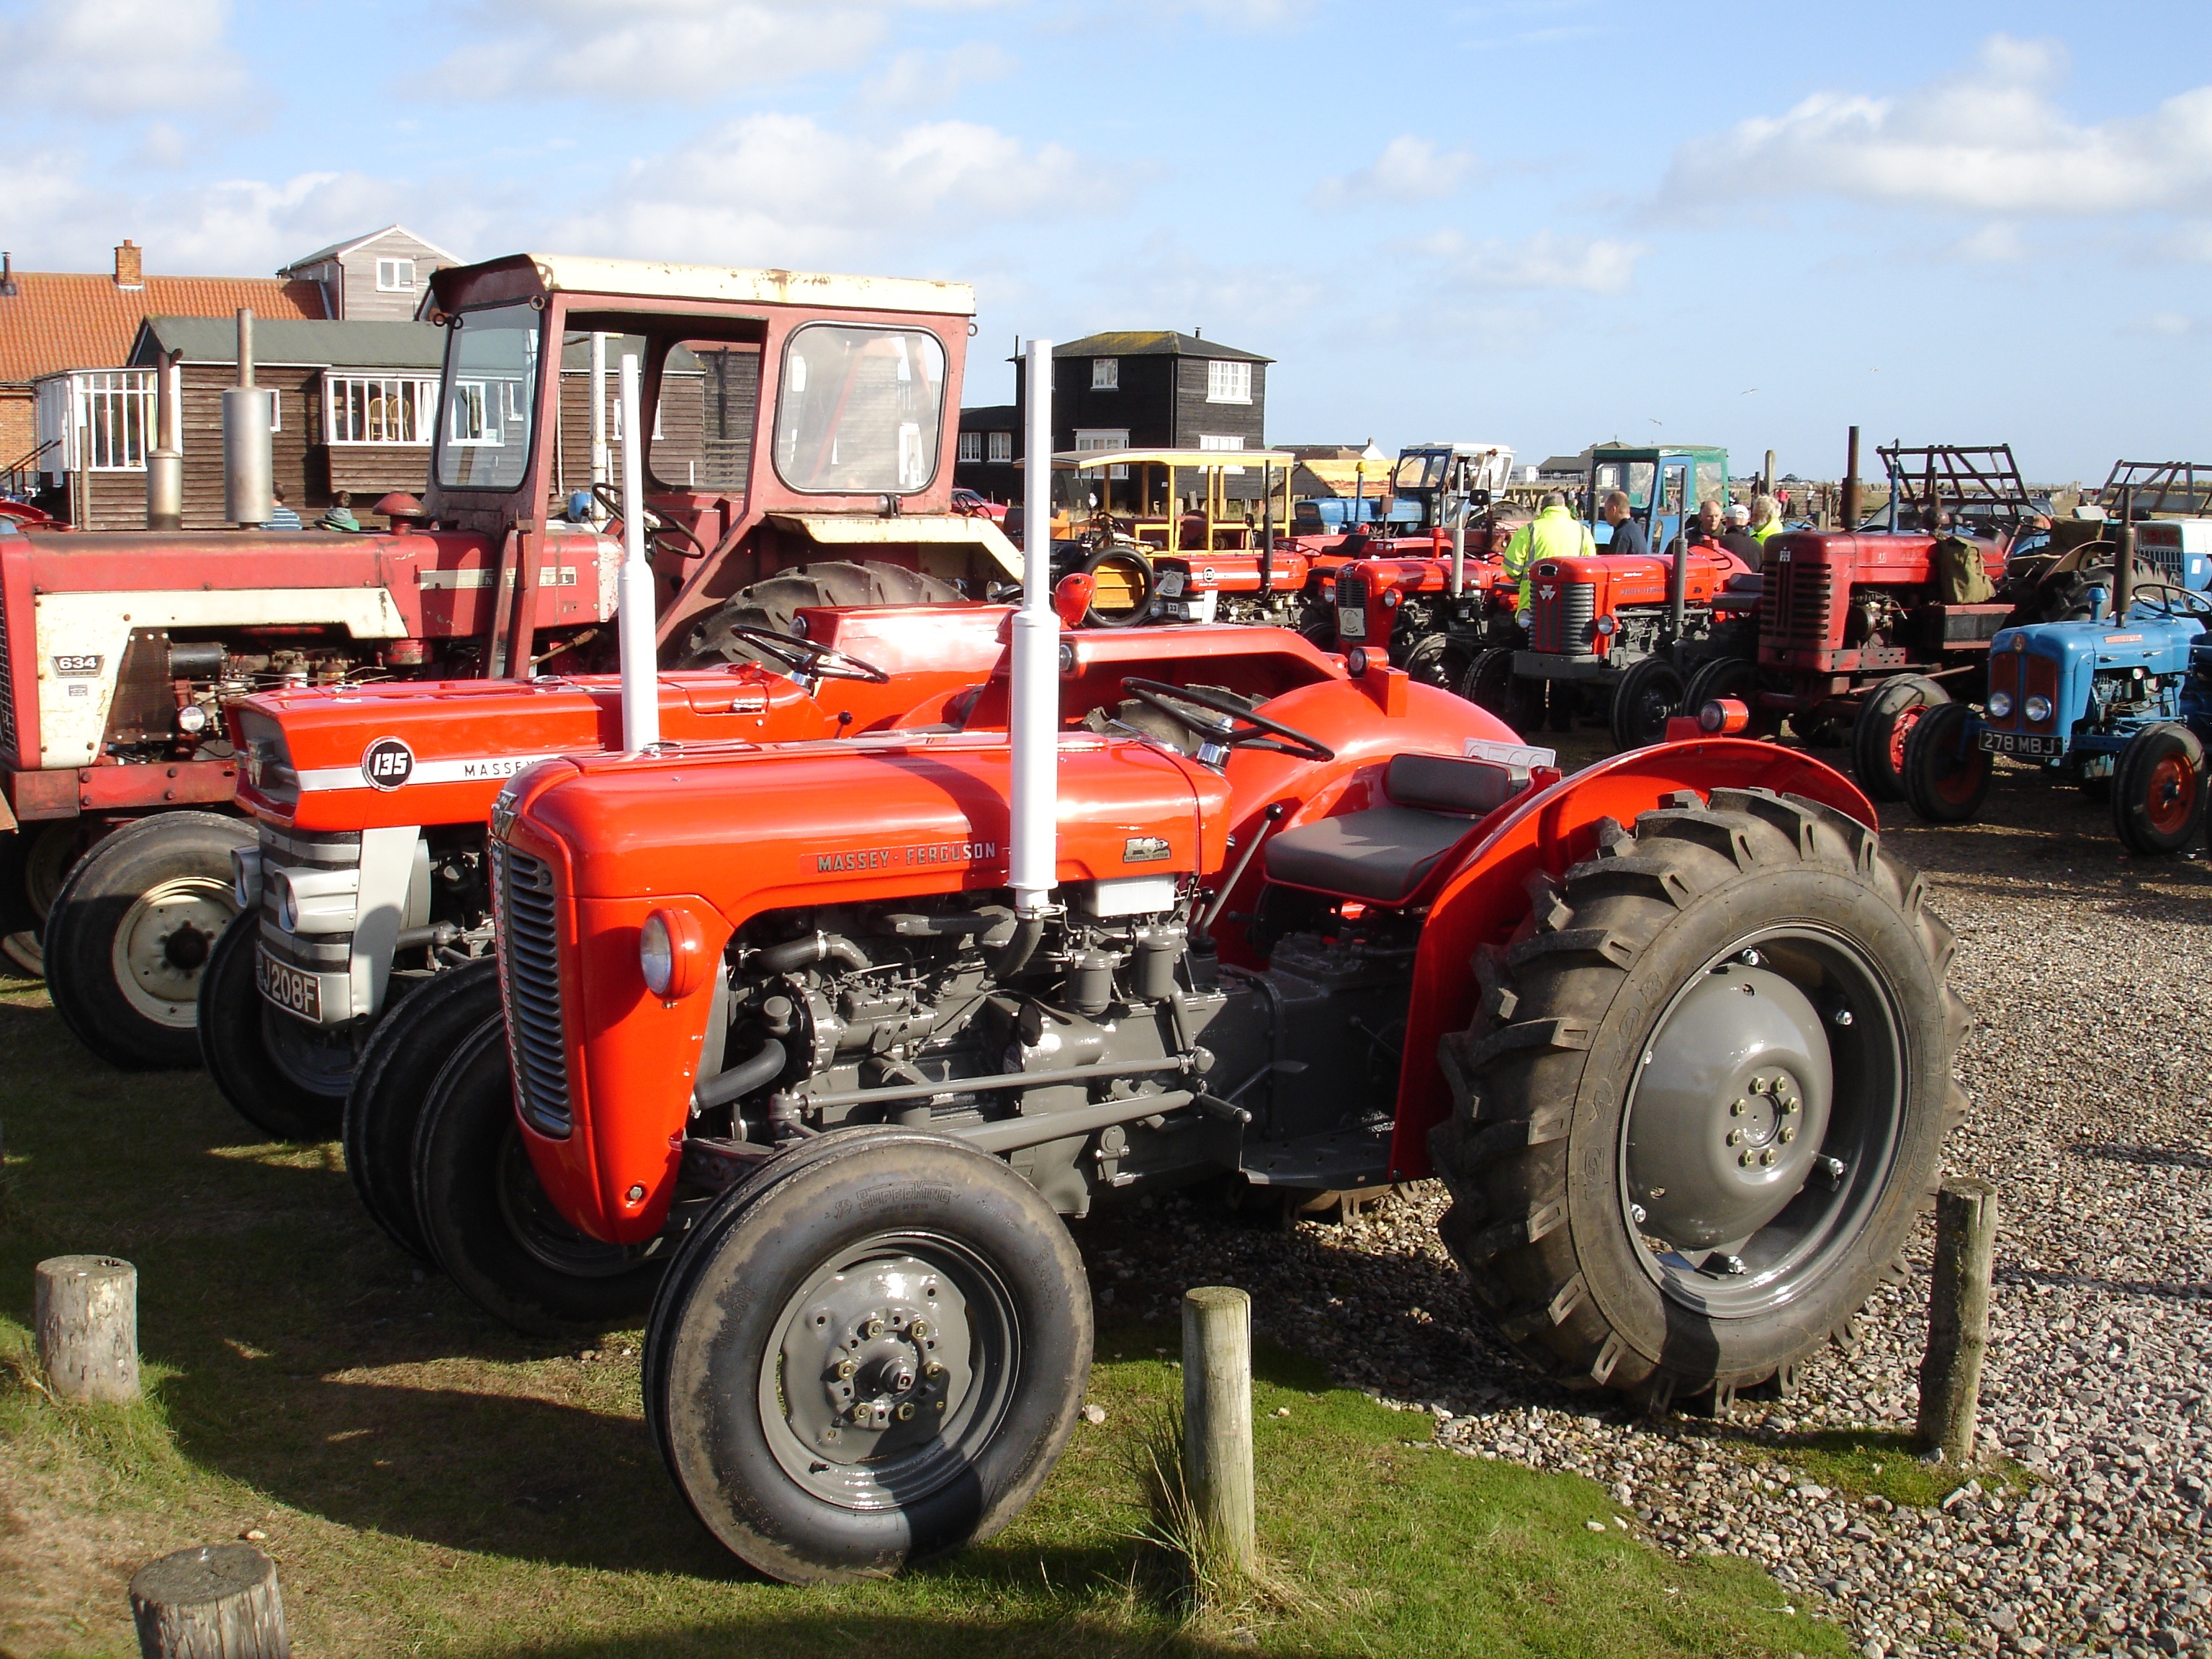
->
[145,348,181,531]
[616,354,659,751]
[1840,426,1861,531]
[1007,338,1058,920]
[222,308,274,527]
[2113,485,2136,622]
[1449,460,1468,597]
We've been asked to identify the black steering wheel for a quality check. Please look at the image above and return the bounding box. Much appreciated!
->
[592,483,709,559]
[720,622,891,684]
[1119,678,1334,763]
[2126,580,2212,620]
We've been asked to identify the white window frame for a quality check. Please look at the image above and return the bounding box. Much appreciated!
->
[987,430,1013,464]
[610,395,665,442]
[376,257,416,292]
[1205,359,1252,405]
[1198,433,1246,475]
[76,370,157,470]
[449,380,497,446]
[1074,428,1129,481]
[326,375,439,445]
[958,431,983,464]
[1091,357,1118,390]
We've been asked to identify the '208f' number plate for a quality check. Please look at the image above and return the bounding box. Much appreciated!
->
[254,945,320,1021]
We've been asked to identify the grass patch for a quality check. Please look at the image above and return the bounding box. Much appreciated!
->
[0,989,1843,1657]
[1755,1427,2034,1509]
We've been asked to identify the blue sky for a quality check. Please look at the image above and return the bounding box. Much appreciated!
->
[8,0,2211,481]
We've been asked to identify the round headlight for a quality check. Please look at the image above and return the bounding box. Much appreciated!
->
[2024,693,2053,723]
[1986,689,2013,719]
[639,907,706,1000]
[1595,616,1618,637]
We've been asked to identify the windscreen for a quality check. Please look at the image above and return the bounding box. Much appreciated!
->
[1392,451,1445,492]
[435,302,541,490]
[773,325,946,494]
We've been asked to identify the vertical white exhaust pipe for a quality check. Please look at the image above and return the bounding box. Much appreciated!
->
[616,353,658,752]
[1007,338,1058,920]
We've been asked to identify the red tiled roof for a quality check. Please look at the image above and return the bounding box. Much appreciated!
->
[0,272,328,387]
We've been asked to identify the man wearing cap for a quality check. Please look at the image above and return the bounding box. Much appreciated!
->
[1719,501,1764,567]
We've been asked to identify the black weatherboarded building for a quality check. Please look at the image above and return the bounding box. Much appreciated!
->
[956,331,1272,504]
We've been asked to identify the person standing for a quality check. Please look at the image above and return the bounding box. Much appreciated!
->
[1664,498,1724,557]
[1599,490,1649,557]
[1719,501,1763,567]
[261,484,302,531]
[1750,493,1785,549]
[1505,490,1597,616]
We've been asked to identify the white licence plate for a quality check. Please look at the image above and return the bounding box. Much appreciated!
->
[255,945,321,1021]
[1977,729,2063,758]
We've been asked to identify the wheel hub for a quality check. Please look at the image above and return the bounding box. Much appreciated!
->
[1627,963,1834,1249]
[783,1258,968,1461]
[112,876,235,1026]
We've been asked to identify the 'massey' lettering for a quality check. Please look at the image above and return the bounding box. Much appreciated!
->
[814,840,999,873]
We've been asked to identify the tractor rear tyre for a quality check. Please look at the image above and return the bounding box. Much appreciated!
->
[1609,657,1686,750]
[1902,701,1993,825]
[45,811,253,1069]
[683,562,969,665]
[644,1128,1091,1583]
[1403,634,1474,694]
[344,958,502,1262]
[197,911,350,1142]
[2112,722,2206,855]
[0,822,76,978]
[1429,788,1966,1408]
[1463,649,1546,738]
[413,1014,666,1335]
[1851,675,1948,803]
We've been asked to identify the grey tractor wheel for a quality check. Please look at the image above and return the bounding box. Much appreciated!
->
[644,1128,1092,1583]
[1902,701,1993,825]
[44,811,253,1069]
[2112,721,2206,855]
[413,1014,667,1335]
[1851,675,1949,803]
[1609,656,1686,750]
[344,958,502,1262]
[197,909,350,1142]
[683,562,968,666]
[1428,788,1968,1408]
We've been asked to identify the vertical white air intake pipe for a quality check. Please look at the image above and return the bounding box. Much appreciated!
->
[616,353,659,752]
[1007,338,1058,919]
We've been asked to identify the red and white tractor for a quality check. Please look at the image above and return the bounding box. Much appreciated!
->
[364,346,1969,1583]
[25,251,1022,1067]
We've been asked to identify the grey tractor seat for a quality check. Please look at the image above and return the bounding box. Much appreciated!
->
[1264,752,1530,905]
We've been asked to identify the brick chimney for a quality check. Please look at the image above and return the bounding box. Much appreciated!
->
[114,240,143,290]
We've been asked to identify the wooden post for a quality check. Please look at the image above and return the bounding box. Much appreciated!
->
[35,1255,139,1405]
[1182,1285,1256,1575]
[1916,1178,1998,1465]
[130,1544,289,1658]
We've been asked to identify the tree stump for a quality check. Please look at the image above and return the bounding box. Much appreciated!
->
[130,1543,288,1659]
[1916,1177,1998,1465]
[1182,1285,1256,1575]
[34,1254,139,1404]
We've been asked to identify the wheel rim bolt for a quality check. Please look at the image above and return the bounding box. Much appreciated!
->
[896,1403,915,1422]
[1751,1076,1770,1094]
[1738,1151,1754,1167]
[1760,1148,1777,1166]
[863,1318,884,1339]
[1833,1007,1853,1026]
[911,1320,930,1341]
[1727,1128,1746,1147]
[837,1359,856,1380]
[1730,1099,1747,1117]
[1783,1097,1800,1114]
[925,1362,945,1381]
[1779,1125,1797,1144]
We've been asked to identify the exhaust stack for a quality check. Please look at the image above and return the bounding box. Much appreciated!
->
[145,348,181,531]
[2113,485,2136,622]
[589,332,610,526]
[1840,426,1861,531]
[1008,338,1058,919]
[616,353,659,752]
[222,307,274,527]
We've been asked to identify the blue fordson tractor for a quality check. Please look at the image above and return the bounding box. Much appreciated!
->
[1903,519,2212,852]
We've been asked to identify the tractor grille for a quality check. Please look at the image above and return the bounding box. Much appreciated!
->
[1334,572,1370,641]
[1763,559,1835,647]
[1529,579,1595,653]
[0,590,17,761]
[1985,648,2024,732]
[492,840,571,1138]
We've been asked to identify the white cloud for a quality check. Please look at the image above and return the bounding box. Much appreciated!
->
[552,113,1085,267]
[429,0,1006,102]
[855,42,1016,114]
[1419,229,1644,294]
[1947,222,2026,262]
[0,0,248,115]
[1663,35,2212,217]
[1313,136,1477,210]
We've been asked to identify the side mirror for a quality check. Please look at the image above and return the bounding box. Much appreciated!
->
[1053,572,1096,628]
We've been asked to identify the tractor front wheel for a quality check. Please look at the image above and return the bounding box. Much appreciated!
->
[1609,657,1686,750]
[2113,722,2206,855]
[1902,701,1993,825]
[1680,656,1761,730]
[0,822,76,977]
[413,1015,666,1335]
[197,911,351,1141]
[644,1129,1091,1583]
[1429,788,1966,1408]
[344,958,502,1262]
[1403,634,1474,694]
[1462,648,1546,738]
[45,812,253,1069]
[1851,675,1948,802]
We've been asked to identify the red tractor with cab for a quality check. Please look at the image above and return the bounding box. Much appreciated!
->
[369,349,1968,1583]
[32,251,1026,1068]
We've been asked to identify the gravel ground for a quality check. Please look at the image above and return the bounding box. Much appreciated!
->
[1081,752,2212,1659]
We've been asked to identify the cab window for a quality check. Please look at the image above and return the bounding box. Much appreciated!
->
[435,302,540,490]
[773,325,946,495]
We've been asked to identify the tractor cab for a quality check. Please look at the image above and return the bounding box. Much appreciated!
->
[1586,444,1728,551]
[1383,443,1516,539]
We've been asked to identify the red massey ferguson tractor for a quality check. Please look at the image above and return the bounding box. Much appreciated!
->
[25,252,1025,1068]
[375,352,1969,1581]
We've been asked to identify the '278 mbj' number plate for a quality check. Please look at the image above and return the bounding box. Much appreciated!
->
[254,945,320,1021]
[1977,730,2064,759]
